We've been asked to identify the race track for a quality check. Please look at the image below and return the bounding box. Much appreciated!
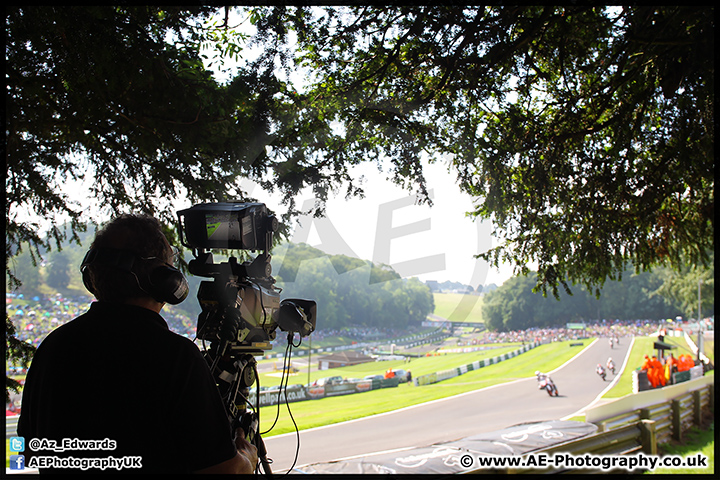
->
[262,336,632,472]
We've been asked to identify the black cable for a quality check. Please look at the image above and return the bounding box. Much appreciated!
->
[250,363,274,477]
[253,333,304,476]
[282,334,302,475]
[260,337,293,435]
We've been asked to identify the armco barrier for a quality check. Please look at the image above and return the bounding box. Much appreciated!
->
[641,403,673,445]
[248,377,394,407]
[413,342,539,386]
[465,374,714,474]
[588,374,713,445]
[587,374,714,432]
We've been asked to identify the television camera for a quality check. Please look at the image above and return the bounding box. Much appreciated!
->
[177,202,317,475]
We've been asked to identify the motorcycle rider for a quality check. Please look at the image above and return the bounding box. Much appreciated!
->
[596,363,606,380]
[607,357,615,374]
[535,371,557,393]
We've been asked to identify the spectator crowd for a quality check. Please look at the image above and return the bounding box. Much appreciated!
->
[469,319,665,346]
[7,293,707,375]
[6,293,196,352]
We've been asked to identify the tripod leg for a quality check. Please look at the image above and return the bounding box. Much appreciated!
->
[255,433,272,475]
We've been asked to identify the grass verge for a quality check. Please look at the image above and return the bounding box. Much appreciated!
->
[646,421,714,474]
[258,343,525,387]
[258,339,591,436]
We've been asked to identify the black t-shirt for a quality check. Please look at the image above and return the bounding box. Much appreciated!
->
[17,302,237,473]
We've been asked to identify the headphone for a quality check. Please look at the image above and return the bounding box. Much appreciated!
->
[81,247,189,305]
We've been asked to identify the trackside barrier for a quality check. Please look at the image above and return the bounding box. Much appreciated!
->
[587,375,714,436]
[6,415,19,438]
[683,330,712,365]
[261,328,449,359]
[463,375,713,474]
[413,342,539,386]
[640,403,673,445]
[249,342,540,406]
[248,377,390,407]
[592,384,714,447]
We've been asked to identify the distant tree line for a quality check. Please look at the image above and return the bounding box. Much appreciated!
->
[6,236,435,333]
[7,225,711,336]
[482,261,714,332]
[426,280,486,294]
[271,243,435,331]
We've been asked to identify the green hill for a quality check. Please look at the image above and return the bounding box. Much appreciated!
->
[432,292,484,323]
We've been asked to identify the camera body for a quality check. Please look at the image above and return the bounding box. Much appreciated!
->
[177,202,315,471]
[177,202,316,355]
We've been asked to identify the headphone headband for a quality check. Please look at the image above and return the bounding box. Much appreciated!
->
[81,247,188,305]
[81,247,137,271]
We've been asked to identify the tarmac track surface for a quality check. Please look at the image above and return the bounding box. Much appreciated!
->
[262,336,632,473]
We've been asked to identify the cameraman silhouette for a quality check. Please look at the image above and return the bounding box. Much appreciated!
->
[18,214,257,473]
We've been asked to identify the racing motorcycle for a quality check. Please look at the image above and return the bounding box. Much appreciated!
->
[538,377,559,396]
[607,358,616,375]
[596,364,607,381]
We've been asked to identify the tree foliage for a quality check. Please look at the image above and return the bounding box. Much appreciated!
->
[652,251,715,320]
[252,6,714,297]
[272,243,434,331]
[5,6,714,395]
[481,267,710,333]
[44,250,71,290]
[7,5,296,284]
[7,6,713,298]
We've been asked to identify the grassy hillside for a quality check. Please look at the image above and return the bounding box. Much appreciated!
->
[432,292,484,323]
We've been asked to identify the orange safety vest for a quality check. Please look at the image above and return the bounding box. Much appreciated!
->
[641,357,652,373]
[679,355,694,372]
[651,357,665,386]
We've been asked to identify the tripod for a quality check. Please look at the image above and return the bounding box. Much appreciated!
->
[207,349,272,475]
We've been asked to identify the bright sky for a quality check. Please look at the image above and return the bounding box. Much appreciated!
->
[238,158,515,289]
[37,159,513,290]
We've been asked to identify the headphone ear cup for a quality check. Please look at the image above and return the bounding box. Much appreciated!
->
[146,265,189,305]
[80,249,99,295]
[81,267,96,295]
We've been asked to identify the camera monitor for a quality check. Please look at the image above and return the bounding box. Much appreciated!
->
[177,202,278,251]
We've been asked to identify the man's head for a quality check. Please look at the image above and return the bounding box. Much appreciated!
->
[82,214,187,305]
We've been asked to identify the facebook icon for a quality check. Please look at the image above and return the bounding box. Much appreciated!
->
[10,455,25,470]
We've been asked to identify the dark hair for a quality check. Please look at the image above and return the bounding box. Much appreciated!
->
[85,214,172,303]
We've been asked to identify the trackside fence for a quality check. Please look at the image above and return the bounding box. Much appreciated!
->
[592,384,713,445]
[261,328,450,360]
[413,342,540,386]
[464,375,714,474]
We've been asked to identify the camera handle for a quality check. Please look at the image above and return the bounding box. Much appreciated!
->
[225,352,273,476]
[237,410,271,475]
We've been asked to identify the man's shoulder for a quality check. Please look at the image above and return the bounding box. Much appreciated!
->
[38,302,199,351]
[155,328,203,356]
